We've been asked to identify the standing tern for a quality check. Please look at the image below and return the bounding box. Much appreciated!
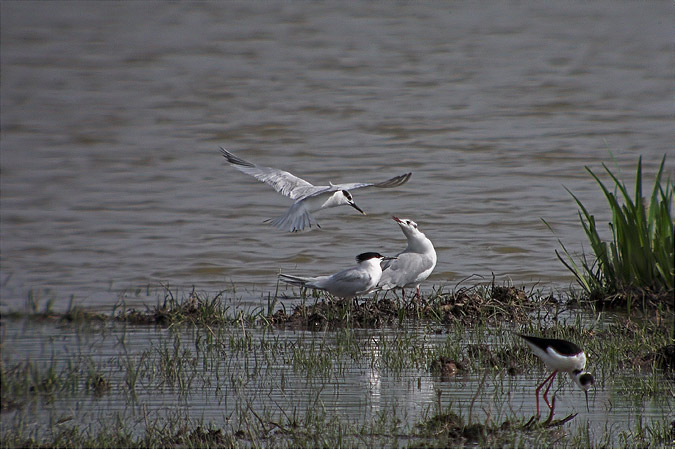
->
[220,148,412,232]
[279,252,396,299]
[377,216,437,301]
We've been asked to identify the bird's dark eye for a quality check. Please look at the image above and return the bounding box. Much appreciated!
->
[342,190,352,200]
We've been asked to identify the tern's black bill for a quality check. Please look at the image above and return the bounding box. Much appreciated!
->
[350,202,366,215]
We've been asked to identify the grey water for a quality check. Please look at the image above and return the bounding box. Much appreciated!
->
[1,2,672,313]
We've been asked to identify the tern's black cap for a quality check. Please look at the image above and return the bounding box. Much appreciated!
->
[356,252,384,262]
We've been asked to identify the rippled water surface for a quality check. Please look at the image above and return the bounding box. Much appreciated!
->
[1,2,673,312]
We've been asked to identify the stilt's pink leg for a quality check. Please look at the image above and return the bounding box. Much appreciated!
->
[542,371,558,412]
[535,371,557,417]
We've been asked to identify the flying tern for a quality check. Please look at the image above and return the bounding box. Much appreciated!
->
[377,216,437,300]
[220,148,411,232]
[279,252,396,299]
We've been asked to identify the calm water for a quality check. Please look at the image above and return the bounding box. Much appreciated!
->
[1,2,673,313]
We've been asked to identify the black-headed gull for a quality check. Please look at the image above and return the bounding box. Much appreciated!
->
[377,216,437,300]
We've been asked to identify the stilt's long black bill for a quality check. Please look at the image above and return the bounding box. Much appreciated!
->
[585,391,590,412]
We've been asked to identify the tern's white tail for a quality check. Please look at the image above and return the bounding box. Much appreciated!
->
[265,203,319,232]
[278,274,311,287]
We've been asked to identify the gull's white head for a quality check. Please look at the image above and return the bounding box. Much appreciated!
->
[392,216,423,238]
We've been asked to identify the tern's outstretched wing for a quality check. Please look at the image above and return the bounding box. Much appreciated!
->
[220,148,319,200]
[332,172,412,192]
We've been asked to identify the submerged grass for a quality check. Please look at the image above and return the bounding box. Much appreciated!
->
[0,355,113,413]
[2,284,673,448]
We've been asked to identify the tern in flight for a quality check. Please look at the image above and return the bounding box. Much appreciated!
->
[220,148,411,232]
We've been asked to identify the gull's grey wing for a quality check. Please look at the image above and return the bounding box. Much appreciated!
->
[378,254,416,289]
[377,260,407,289]
[220,148,319,200]
[378,252,435,289]
[332,172,412,192]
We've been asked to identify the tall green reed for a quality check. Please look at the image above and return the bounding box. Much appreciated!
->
[548,156,673,299]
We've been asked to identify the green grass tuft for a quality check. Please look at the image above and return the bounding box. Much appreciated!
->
[547,155,673,306]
